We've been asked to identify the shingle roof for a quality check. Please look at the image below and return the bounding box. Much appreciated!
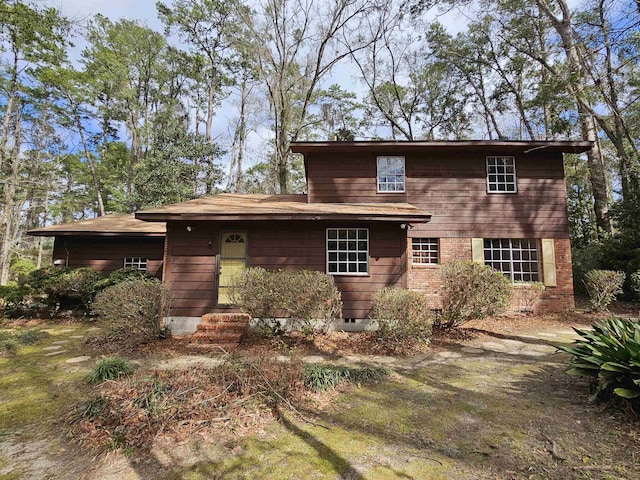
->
[27,214,166,237]
[290,140,593,155]
[135,194,430,222]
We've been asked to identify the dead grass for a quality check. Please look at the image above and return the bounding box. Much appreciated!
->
[67,357,318,455]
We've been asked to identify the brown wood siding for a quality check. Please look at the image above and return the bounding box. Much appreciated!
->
[164,220,406,319]
[52,236,164,277]
[306,151,570,238]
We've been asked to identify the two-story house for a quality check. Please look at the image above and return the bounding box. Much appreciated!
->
[29,141,591,334]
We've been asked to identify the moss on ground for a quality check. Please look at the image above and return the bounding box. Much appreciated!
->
[0,326,90,432]
[2,322,639,480]
[158,349,638,479]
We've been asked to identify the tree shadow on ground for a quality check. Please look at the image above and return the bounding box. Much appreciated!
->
[103,341,639,479]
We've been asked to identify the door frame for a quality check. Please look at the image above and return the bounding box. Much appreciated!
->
[216,231,249,305]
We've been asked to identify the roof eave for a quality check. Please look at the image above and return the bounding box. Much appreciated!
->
[135,212,432,223]
[27,230,165,237]
[290,140,593,154]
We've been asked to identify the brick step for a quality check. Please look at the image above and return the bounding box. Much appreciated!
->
[186,342,239,352]
[201,313,251,325]
[191,332,244,343]
[196,323,247,333]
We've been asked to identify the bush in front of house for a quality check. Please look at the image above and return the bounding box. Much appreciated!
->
[92,278,172,338]
[43,267,103,310]
[93,267,155,294]
[557,317,640,412]
[230,268,342,335]
[514,281,545,313]
[439,261,512,328]
[583,269,625,312]
[372,287,434,355]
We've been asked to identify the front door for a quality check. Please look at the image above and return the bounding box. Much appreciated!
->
[217,232,247,304]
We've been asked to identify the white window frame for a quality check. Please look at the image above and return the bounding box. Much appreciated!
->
[483,239,540,283]
[123,257,148,272]
[486,156,517,193]
[411,238,439,265]
[377,156,406,193]
[326,228,369,276]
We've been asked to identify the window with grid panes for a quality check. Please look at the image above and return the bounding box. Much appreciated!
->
[486,156,517,193]
[326,228,369,275]
[483,239,540,282]
[411,238,439,265]
[123,257,147,272]
[377,156,405,192]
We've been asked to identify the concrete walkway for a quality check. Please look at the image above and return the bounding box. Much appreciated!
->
[269,326,583,371]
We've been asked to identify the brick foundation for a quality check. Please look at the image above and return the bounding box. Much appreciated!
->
[406,237,574,313]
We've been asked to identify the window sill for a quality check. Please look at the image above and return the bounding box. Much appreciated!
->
[328,273,370,277]
[411,263,439,269]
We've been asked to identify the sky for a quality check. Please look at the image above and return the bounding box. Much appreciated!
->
[41,0,469,171]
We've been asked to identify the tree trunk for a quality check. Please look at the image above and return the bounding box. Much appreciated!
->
[69,96,106,216]
[0,47,19,174]
[0,105,23,285]
[535,0,612,235]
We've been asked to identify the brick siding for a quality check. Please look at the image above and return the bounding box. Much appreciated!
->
[406,237,574,313]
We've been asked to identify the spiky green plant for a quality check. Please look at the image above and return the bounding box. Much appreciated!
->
[304,364,388,391]
[87,357,134,383]
[557,317,640,401]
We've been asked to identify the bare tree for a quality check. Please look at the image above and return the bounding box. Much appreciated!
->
[243,0,386,193]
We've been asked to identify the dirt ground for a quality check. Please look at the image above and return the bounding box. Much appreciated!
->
[1,307,639,479]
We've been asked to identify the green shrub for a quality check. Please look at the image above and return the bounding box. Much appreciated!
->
[0,283,30,307]
[0,339,18,355]
[0,328,49,355]
[630,270,640,301]
[10,258,37,284]
[583,269,625,312]
[16,329,49,345]
[92,278,172,338]
[22,267,103,312]
[372,287,433,355]
[572,244,605,296]
[304,364,388,391]
[93,268,154,293]
[230,268,342,334]
[557,317,640,406]
[439,262,512,328]
[88,356,134,382]
[514,282,545,313]
[44,267,103,310]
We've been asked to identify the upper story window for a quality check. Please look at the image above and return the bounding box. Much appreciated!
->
[377,156,405,192]
[124,257,147,272]
[486,156,517,193]
[327,228,369,275]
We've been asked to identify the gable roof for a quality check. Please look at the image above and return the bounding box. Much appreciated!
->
[27,214,166,237]
[135,193,430,223]
[290,140,593,155]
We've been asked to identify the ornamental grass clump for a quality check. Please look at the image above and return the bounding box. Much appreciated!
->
[87,356,134,383]
[583,269,625,312]
[304,364,388,391]
[557,317,640,409]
